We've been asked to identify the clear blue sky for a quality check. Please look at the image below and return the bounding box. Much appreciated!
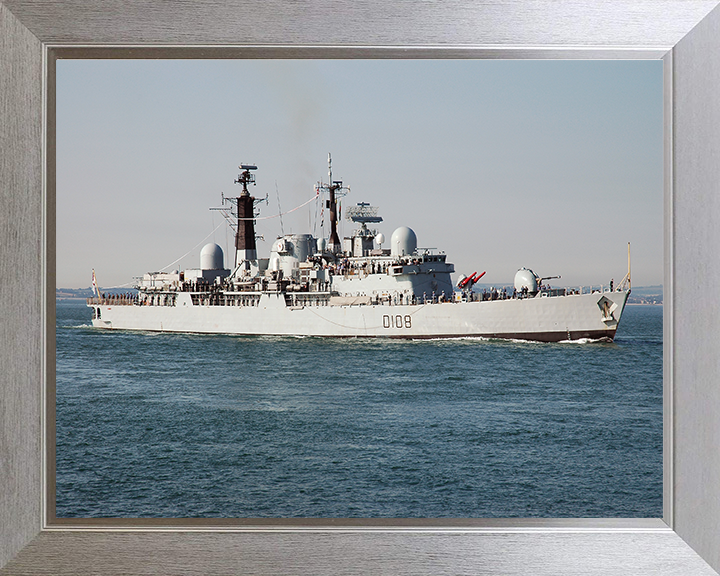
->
[57,59,663,289]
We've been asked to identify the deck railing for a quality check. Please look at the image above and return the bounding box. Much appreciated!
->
[86,296,136,306]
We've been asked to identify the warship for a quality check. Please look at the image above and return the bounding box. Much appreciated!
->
[88,157,630,342]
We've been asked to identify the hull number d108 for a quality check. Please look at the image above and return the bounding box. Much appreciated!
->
[383,314,412,329]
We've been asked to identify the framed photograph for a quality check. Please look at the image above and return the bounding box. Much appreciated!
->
[2,1,720,574]
[52,57,664,521]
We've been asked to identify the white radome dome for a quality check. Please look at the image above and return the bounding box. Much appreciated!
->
[390,226,417,257]
[375,232,385,246]
[200,243,224,270]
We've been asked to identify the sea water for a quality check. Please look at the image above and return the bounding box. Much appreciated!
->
[55,300,662,518]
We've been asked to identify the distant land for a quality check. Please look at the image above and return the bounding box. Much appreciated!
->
[624,285,663,305]
[57,284,663,304]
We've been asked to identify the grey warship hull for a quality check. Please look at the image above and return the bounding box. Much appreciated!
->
[89,288,629,342]
[88,159,631,342]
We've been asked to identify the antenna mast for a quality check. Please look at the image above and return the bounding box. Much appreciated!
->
[317,153,349,253]
[210,164,264,271]
[233,164,259,268]
[616,241,632,291]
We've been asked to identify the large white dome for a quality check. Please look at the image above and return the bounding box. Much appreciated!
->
[390,226,417,257]
[200,243,224,270]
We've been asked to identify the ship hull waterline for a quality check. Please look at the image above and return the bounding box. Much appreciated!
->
[89,289,629,343]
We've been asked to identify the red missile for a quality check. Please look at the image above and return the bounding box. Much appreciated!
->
[470,271,486,285]
[458,272,477,288]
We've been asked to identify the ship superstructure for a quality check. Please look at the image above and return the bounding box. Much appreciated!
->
[88,158,630,342]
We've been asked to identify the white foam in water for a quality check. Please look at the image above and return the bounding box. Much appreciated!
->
[558,337,611,344]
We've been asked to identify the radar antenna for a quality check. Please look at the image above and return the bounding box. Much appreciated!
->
[235,164,257,196]
[345,202,382,237]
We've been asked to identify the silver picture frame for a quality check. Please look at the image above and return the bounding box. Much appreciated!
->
[2,1,720,574]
